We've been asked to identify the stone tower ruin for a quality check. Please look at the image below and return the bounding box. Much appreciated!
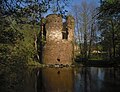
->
[42,14,75,65]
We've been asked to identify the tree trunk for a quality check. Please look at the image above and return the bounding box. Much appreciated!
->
[84,26,87,59]
[111,20,115,58]
[88,23,94,59]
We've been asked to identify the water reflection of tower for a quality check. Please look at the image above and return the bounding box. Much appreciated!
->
[41,68,74,92]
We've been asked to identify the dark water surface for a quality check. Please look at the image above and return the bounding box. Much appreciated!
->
[1,67,120,92]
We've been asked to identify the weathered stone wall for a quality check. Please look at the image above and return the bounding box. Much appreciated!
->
[42,14,75,65]
[45,14,62,41]
[67,15,75,41]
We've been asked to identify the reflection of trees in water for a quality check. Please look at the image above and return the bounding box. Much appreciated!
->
[102,67,120,91]
[74,67,94,92]
[1,67,120,92]
[0,65,39,92]
[36,68,43,92]
[74,67,120,92]
[74,67,92,92]
[0,65,27,92]
[83,68,93,92]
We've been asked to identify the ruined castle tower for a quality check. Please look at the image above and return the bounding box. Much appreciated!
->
[42,14,75,65]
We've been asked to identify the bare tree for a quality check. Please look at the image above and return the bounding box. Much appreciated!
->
[71,0,98,59]
[72,4,81,54]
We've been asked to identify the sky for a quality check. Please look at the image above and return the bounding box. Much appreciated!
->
[72,0,100,4]
[44,0,101,17]
[69,0,100,9]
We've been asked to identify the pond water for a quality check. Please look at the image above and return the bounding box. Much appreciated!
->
[0,67,120,92]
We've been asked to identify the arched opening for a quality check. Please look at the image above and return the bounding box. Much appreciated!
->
[62,29,68,39]
[62,22,69,40]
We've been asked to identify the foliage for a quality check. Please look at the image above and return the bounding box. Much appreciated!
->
[0,20,40,91]
[97,0,120,59]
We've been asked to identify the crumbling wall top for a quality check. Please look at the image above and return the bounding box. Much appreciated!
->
[66,15,75,29]
[46,14,63,31]
[46,14,62,24]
